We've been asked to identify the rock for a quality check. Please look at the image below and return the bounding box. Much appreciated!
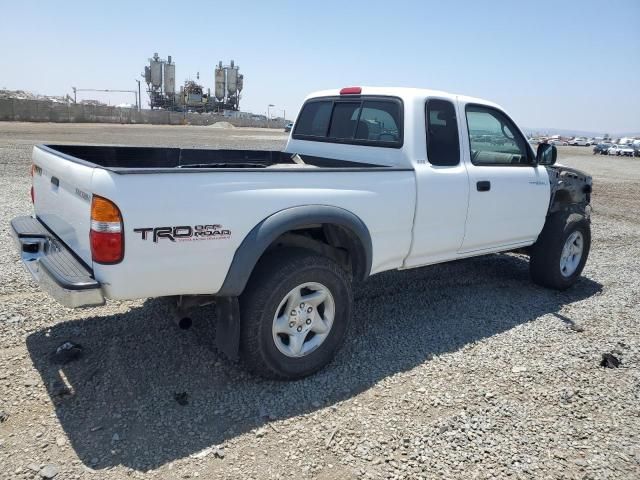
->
[112,433,120,442]
[600,353,621,368]
[52,341,83,364]
[49,380,72,398]
[191,447,213,459]
[214,446,225,459]
[0,410,9,423]
[256,427,268,438]
[39,464,59,478]
[24,377,39,387]
[174,392,189,406]
[56,436,66,447]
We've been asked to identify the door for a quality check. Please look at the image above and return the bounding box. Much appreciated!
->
[404,98,470,267]
[459,103,549,253]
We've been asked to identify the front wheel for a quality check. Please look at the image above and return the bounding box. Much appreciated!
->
[529,212,591,290]
[239,248,352,380]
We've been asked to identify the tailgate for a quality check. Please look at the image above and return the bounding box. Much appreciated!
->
[32,146,95,265]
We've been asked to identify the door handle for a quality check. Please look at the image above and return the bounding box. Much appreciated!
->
[476,180,491,192]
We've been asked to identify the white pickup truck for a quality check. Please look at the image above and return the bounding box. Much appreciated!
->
[11,87,593,379]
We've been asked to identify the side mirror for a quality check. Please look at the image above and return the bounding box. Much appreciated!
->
[536,143,557,165]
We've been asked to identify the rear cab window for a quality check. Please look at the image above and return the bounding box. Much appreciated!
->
[293,96,403,148]
[426,99,460,166]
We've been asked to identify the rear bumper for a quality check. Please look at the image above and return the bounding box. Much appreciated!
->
[10,216,105,308]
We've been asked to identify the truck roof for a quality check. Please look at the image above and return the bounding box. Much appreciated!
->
[304,86,503,111]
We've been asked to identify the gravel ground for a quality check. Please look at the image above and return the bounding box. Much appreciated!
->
[0,122,638,480]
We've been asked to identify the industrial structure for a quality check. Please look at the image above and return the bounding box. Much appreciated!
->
[143,53,243,112]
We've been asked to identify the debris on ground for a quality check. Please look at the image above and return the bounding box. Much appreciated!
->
[52,341,83,364]
[39,464,59,479]
[174,391,189,406]
[0,410,9,423]
[600,353,621,368]
[190,445,225,460]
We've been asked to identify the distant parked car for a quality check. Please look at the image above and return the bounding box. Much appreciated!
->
[569,137,591,146]
[284,122,294,132]
[593,143,612,155]
[549,139,568,146]
[608,144,635,156]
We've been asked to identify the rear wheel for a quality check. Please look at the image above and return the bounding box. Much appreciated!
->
[239,248,352,380]
[529,212,591,290]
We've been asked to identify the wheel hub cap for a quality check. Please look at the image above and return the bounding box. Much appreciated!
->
[272,282,335,358]
[560,231,584,278]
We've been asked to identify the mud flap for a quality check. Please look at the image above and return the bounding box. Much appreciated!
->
[215,297,240,361]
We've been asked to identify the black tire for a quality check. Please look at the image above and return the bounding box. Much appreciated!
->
[239,248,352,380]
[529,212,591,290]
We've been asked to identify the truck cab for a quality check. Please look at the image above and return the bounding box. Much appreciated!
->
[286,87,551,266]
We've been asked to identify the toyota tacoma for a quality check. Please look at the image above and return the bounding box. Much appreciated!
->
[11,87,593,379]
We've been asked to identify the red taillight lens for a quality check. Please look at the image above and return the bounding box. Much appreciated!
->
[340,86,362,95]
[90,230,123,264]
[90,195,124,264]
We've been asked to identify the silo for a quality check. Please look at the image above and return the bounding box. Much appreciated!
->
[164,61,175,94]
[150,59,163,89]
[226,65,238,95]
[215,62,225,101]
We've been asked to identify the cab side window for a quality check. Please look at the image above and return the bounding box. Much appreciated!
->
[426,99,460,166]
[465,105,531,165]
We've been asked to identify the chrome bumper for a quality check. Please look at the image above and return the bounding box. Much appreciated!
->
[10,216,105,308]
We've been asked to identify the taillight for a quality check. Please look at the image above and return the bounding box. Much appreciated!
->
[90,195,124,264]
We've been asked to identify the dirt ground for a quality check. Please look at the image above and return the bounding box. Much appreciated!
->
[0,123,638,479]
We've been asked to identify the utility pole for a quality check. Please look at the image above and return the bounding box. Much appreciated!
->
[135,80,141,111]
[72,87,77,104]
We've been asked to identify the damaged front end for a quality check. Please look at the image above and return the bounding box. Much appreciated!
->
[546,165,592,218]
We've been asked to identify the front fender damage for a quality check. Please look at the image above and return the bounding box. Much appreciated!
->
[546,165,592,218]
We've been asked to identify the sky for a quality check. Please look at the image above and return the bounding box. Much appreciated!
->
[1,0,639,134]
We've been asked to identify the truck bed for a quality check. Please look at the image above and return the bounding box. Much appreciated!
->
[40,144,394,173]
[30,143,416,299]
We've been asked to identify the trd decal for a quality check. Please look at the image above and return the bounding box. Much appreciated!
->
[134,225,231,243]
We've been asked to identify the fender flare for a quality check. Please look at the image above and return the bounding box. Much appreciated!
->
[217,205,372,297]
